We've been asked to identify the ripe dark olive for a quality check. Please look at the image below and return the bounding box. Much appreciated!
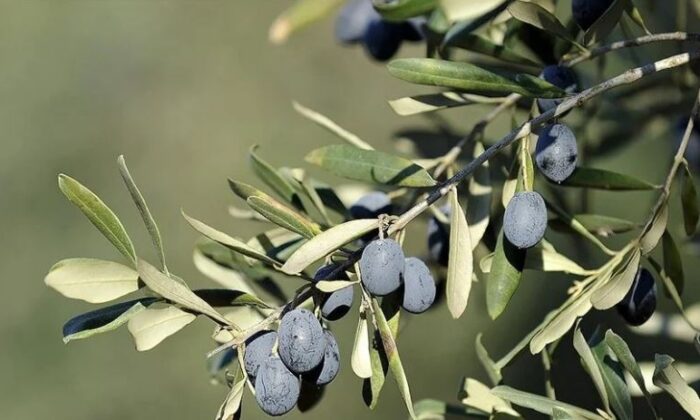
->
[537,65,578,114]
[334,0,376,45]
[359,238,405,296]
[427,205,450,266]
[243,330,277,379]
[401,257,436,314]
[306,330,340,386]
[616,268,657,326]
[255,356,301,416]
[572,0,614,30]
[278,308,327,374]
[314,264,354,321]
[363,19,403,61]
[503,191,547,249]
[535,123,578,183]
[349,191,393,220]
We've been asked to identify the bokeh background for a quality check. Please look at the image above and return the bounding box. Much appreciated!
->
[2,1,698,419]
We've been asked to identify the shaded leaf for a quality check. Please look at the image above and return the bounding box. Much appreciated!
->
[306,144,436,187]
[663,230,685,296]
[413,399,474,419]
[573,327,610,412]
[560,167,657,191]
[281,219,379,274]
[62,298,158,343]
[45,258,140,304]
[486,230,525,320]
[58,174,136,264]
[481,244,589,276]
[507,1,576,44]
[387,58,565,98]
[447,33,540,66]
[467,141,492,249]
[590,335,633,420]
[549,214,638,236]
[446,188,473,319]
[249,145,300,207]
[583,0,626,45]
[127,305,197,351]
[475,333,502,385]
[247,196,320,239]
[193,289,272,309]
[681,163,699,236]
[652,354,700,418]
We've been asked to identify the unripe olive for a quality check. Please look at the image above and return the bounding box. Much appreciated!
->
[535,123,578,183]
[255,356,301,416]
[401,257,436,314]
[359,238,405,296]
[616,268,657,326]
[503,191,547,249]
[278,308,327,373]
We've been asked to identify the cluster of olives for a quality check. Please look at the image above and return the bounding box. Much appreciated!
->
[244,309,340,416]
[616,267,658,326]
[334,0,423,61]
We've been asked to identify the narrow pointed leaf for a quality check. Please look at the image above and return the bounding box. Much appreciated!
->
[45,258,141,303]
[446,188,473,319]
[663,230,685,295]
[447,33,540,66]
[641,204,669,255]
[293,101,373,150]
[352,310,372,379]
[486,230,525,320]
[193,289,272,309]
[281,219,379,274]
[681,163,699,235]
[583,0,627,45]
[591,249,641,310]
[549,214,639,236]
[306,144,435,187]
[492,386,605,419]
[249,145,300,206]
[590,336,633,420]
[475,333,502,385]
[387,59,565,98]
[460,379,519,416]
[215,366,246,420]
[62,298,158,343]
[128,305,197,351]
[247,196,320,239]
[530,287,596,354]
[58,174,136,264]
[480,244,589,276]
[653,354,700,418]
[389,92,505,116]
[573,328,610,412]
[372,0,437,21]
[561,167,657,190]
[507,1,576,44]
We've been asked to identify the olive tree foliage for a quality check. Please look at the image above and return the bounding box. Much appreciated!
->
[44,0,700,418]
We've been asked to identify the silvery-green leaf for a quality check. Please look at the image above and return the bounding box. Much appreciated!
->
[249,145,301,207]
[215,366,246,420]
[246,196,320,239]
[388,92,505,116]
[475,333,502,385]
[127,305,197,351]
[492,385,604,419]
[227,179,276,202]
[652,354,700,418]
[58,174,136,265]
[62,298,158,343]
[372,0,436,21]
[486,230,525,320]
[293,101,373,150]
[681,163,699,236]
[591,249,641,310]
[268,0,344,43]
[316,280,357,293]
[281,219,379,274]
[467,141,491,249]
[182,211,279,266]
[591,330,633,420]
[507,1,576,44]
[137,259,230,326]
[460,378,519,417]
[306,144,436,187]
[573,327,610,413]
[193,246,255,293]
[193,289,272,309]
[45,258,140,303]
[446,188,473,319]
[561,167,657,190]
[583,0,626,45]
[351,310,372,379]
[663,230,685,295]
[117,155,167,273]
[439,0,505,22]
[363,293,400,409]
[530,286,596,354]
[387,58,565,98]
[549,214,638,236]
[641,204,669,255]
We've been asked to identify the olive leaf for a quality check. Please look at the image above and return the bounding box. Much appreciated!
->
[652,354,700,418]
[58,174,136,265]
[249,145,302,207]
[193,289,272,309]
[641,204,669,255]
[491,385,605,419]
[583,0,627,45]
[293,101,373,150]
[315,280,357,293]
[117,155,168,273]
[573,327,611,414]
[549,214,639,236]
[467,141,492,249]
[475,333,502,385]
[387,59,565,99]
[351,309,372,379]
[281,218,379,274]
[45,258,141,304]
[306,144,436,187]
[137,259,230,326]
[62,298,159,343]
[507,1,578,45]
[460,378,520,416]
[364,292,401,409]
[560,167,657,190]
[127,305,197,351]
[663,230,685,295]
[446,33,541,67]
[215,365,246,420]
[446,188,473,319]
[480,244,589,276]
[388,92,505,116]
[591,249,641,310]
[440,0,507,22]
[193,245,256,293]
[413,399,475,419]
[681,163,699,236]
[372,0,436,21]
[246,196,321,239]
[486,230,525,320]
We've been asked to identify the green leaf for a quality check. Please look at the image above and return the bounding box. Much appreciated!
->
[351,310,372,379]
[591,249,641,310]
[281,219,379,274]
[372,0,437,21]
[137,259,230,326]
[193,289,272,309]
[605,330,659,417]
[182,211,279,266]
[652,354,700,418]
[388,92,505,116]
[413,399,475,419]
[641,204,668,255]
[127,305,197,351]
[681,163,699,236]
[560,167,657,190]
[249,145,301,207]
[549,213,638,236]
[371,298,416,419]
[590,335,633,420]
[363,293,400,409]
[45,258,141,304]
[467,141,492,249]
[486,230,525,320]
[387,58,565,99]
[215,364,246,420]
[492,385,605,419]
[446,188,473,319]
[62,298,158,343]
[58,174,136,265]
[507,1,577,45]
[117,155,168,273]
[663,230,685,296]
[475,333,502,385]
[439,0,507,22]
[573,327,610,413]
[447,33,540,66]
[583,0,627,45]
[246,196,320,239]
[293,101,373,150]
[481,243,590,276]
[306,144,436,187]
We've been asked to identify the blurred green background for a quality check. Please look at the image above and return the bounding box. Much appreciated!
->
[2,1,698,419]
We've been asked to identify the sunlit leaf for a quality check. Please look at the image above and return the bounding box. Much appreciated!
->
[293,101,373,150]
[247,196,320,239]
[460,378,520,416]
[641,204,669,255]
[387,58,565,98]
[439,0,506,22]
[413,399,475,419]
[249,145,301,207]
[215,365,246,420]
[492,385,605,419]
[446,188,473,319]
[193,289,272,309]
[127,305,197,351]
[475,333,502,385]
[306,144,436,187]
[652,354,700,418]
[269,0,344,44]
[45,258,141,304]
[352,309,372,379]
[58,174,136,264]
[388,92,505,116]
[591,249,641,310]
[573,327,610,413]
